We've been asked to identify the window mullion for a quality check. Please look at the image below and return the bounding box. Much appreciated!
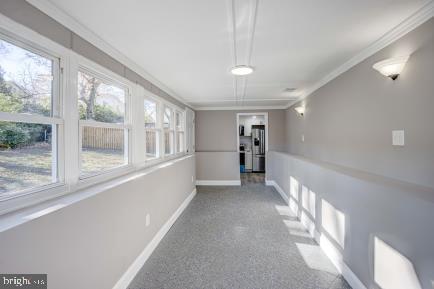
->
[0,112,63,125]
[64,54,80,187]
[133,85,145,165]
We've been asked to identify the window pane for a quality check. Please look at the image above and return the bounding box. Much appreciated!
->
[0,38,53,117]
[176,111,183,129]
[78,71,125,123]
[81,126,127,176]
[0,121,56,195]
[176,132,184,153]
[164,130,173,155]
[163,107,171,129]
[145,130,158,159]
[144,100,157,128]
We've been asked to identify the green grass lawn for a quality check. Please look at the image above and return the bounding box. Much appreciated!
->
[0,143,125,195]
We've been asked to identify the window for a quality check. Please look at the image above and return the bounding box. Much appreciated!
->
[0,25,189,212]
[175,111,185,153]
[77,69,129,177]
[0,36,62,198]
[163,106,174,155]
[144,99,159,160]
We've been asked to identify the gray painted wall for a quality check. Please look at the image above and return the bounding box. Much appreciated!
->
[196,109,286,152]
[0,0,187,109]
[0,156,196,289]
[285,18,434,189]
[267,151,434,289]
[196,152,239,181]
[195,109,286,181]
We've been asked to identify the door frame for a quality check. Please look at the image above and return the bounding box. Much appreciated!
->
[236,112,269,178]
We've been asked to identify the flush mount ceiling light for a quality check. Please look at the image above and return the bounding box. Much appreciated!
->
[231,65,254,76]
[372,56,409,80]
[294,106,306,116]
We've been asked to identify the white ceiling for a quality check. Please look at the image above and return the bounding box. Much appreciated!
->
[42,0,430,108]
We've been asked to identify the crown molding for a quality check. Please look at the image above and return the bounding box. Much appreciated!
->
[194,105,287,111]
[25,0,433,111]
[26,0,189,106]
[285,1,434,109]
[186,97,297,103]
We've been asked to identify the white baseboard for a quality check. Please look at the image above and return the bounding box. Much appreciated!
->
[266,180,289,204]
[112,188,197,289]
[196,180,241,186]
[267,179,367,289]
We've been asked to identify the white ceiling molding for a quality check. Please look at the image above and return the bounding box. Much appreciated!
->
[26,0,189,106]
[245,0,259,66]
[195,105,286,111]
[285,1,434,109]
[25,0,433,111]
[226,0,259,105]
[187,97,298,103]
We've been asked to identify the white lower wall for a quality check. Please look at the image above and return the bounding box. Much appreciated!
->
[0,155,196,289]
[266,151,434,289]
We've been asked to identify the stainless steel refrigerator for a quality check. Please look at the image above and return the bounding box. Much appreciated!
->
[251,125,265,172]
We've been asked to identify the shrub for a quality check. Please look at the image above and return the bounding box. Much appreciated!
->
[0,123,31,149]
[94,104,123,123]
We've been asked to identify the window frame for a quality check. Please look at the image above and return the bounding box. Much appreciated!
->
[175,110,186,154]
[163,105,175,157]
[144,96,161,162]
[0,29,66,203]
[76,64,133,181]
[0,15,189,215]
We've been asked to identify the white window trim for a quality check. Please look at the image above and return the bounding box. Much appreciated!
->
[163,105,175,157]
[144,96,161,162]
[0,28,66,204]
[76,61,133,181]
[0,14,189,216]
[175,110,186,154]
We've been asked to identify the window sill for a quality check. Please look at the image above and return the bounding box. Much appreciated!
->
[0,153,194,232]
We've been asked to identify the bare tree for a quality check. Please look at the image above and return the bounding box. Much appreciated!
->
[78,72,101,120]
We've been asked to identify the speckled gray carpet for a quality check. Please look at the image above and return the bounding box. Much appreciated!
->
[128,182,352,289]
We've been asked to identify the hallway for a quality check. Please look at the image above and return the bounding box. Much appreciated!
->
[128,182,351,289]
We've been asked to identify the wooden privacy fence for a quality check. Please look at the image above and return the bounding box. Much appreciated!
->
[82,126,124,150]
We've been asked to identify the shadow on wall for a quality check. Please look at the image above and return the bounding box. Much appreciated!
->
[277,175,423,289]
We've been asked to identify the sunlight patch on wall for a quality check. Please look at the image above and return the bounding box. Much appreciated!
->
[321,199,345,249]
[374,237,421,289]
[289,198,299,216]
[301,185,316,218]
[290,176,299,201]
[296,243,338,275]
[300,211,316,239]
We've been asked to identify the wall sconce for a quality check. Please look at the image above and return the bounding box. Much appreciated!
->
[294,106,305,116]
[372,56,409,80]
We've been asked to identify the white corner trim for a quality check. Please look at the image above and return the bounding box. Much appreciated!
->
[285,1,434,109]
[112,188,196,289]
[196,180,241,186]
[267,178,367,289]
[25,0,188,106]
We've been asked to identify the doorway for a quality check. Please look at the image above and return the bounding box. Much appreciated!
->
[236,113,268,185]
